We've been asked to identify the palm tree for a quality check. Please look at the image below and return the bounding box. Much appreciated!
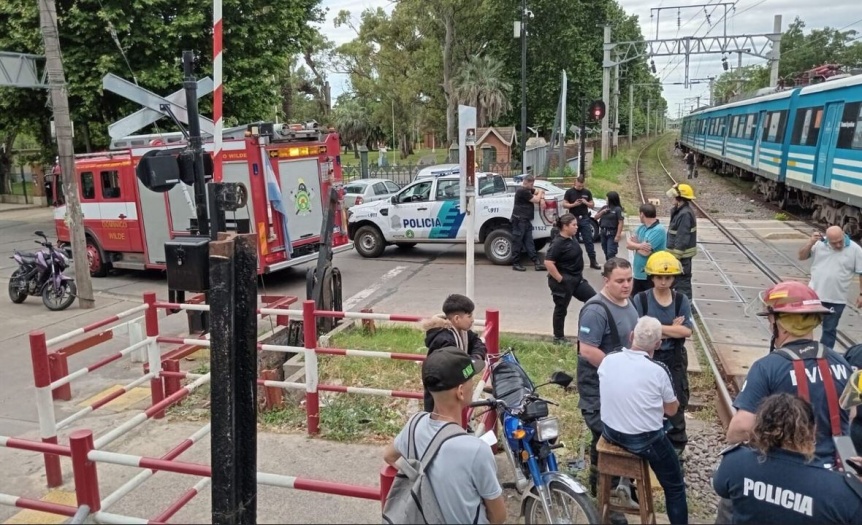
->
[332,98,372,157]
[454,55,512,127]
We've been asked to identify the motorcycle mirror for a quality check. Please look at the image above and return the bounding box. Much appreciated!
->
[34,230,45,238]
[550,371,574,389]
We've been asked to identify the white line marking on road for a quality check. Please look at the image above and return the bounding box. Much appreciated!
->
[342,265,407,311]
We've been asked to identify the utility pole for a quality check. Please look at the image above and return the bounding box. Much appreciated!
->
[646,99,651,141]
[612,63,620,154]
[601,25,611,161]
[520,0,528,168]
[38,0,94,309]
[628,84,633,148]
[769,15,782,87]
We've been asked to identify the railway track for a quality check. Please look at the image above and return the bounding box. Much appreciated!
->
[633,137,855,428]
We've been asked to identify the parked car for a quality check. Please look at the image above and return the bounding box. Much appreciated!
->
[343,178,401,209]
[505,177,604,242]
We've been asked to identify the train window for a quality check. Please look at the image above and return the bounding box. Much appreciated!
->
[762,114,772,141]
[80,172,95,200]
[100,170,121,199]
[731,116,740,137]
[745,114,756,139]
[767,111,784,142]
[837,102,862,150]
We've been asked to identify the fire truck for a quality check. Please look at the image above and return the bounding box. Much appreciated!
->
[54,122,351,277]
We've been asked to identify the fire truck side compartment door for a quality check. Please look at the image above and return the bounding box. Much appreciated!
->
[276,158,323,244]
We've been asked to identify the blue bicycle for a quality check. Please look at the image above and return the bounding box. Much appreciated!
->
[470,351,599,524]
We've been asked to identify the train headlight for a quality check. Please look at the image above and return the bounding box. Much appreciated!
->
[534,417,559,441]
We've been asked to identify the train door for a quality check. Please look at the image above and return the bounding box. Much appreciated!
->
[721,116,730,158]
[813,102,842,188]
[752,111,767,170]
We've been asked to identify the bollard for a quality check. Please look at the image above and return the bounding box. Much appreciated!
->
[360,308,376,334]
[303,300,320,435]
[30,330,62,488]
[163,359,182,398]
[485,309,500,357]
[261,369,285,410]
[379,465,397,510]
[69,430,101,512]
[48,352,72,401]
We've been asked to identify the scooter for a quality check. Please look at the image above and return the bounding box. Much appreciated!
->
[471,351,600,524]
[8,230,76,311]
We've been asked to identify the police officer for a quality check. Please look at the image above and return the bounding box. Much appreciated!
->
[726,281,851,462]
[511,175,546,272]
[633,251,693,459]
[564,177,601,270]
[544,213,597,345]
[665,183,697,300]
[714,393,862,525]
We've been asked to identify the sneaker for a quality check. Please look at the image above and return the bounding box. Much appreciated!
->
[553,337,569,345]
[614,483,640,510]
[513,263,526,272]
[534,261,546,271]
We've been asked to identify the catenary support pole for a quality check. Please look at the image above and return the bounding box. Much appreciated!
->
[601,25,611,161]
[769,15,782,87]
[629,84,633,147]
[520,0,528,168]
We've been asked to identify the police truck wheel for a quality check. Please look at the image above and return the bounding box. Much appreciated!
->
[395,242,416,250]
[523,480,599,524]
[590,218,601,242]
[483,229,514,265]
[354,226,386,258]
[86,238,109,277]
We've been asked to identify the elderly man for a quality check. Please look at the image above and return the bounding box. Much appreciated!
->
[599,316,688,525]
[798,225,862,349]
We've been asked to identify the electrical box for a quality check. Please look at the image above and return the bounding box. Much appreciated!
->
[165,236,210,292]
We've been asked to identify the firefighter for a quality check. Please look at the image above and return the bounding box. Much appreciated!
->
[634,251,693,459]
[665,183,697,300]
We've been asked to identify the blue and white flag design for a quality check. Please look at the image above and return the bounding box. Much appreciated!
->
[264,160,293,256]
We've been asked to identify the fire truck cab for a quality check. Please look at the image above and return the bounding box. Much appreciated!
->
[54,122,350,277]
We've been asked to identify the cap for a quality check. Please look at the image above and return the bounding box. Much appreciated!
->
[422,347,485,392]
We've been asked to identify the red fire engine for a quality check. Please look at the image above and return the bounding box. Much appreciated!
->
[54,122,350,277]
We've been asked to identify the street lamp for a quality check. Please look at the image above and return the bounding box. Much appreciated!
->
[515,3,533,169]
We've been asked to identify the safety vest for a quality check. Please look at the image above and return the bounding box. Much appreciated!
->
[667,203,697,260]
[776,344,843,439]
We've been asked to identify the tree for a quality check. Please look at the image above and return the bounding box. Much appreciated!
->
[331,97,373,156]
[454,55,512,127]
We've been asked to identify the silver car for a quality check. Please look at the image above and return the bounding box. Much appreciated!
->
[343,179,401,209]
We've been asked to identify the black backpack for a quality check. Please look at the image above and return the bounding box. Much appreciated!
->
[636,290,684,353]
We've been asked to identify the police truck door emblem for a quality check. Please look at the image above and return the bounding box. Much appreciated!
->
[406,229,415,239]
[290,178,315,215]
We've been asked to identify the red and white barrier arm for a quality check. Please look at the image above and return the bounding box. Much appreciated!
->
[100,424,211,512]
[0,435,71,457]
[256,471,380,500]
[152,301,210,312]
[150,477,211,523]
[56,372,156,431]
[314,347,425,362]
[88,449,211,477]
[318,384,423,400]
[94,374,211,450]
[50,337,154,392]
[92,511,152,524]
[45,304,150,348]
[0,493,77,518]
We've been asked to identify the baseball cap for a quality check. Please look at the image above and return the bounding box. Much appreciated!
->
[422,347,485,392]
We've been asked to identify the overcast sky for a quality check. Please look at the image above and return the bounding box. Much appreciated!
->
[315,0,862,123]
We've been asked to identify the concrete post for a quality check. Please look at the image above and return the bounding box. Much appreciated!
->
[629,84,634,147]
[769,15,783,87]
[612,64,620,154]
[358,146,369,179]
[601,25,611,161]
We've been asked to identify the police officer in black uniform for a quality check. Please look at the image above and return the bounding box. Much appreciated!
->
[563,177,601,270]
[714,393,862,525]
[511,175,546,272]
[544,213,597,345]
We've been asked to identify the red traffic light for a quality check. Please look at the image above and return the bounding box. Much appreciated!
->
[588,100,606,121]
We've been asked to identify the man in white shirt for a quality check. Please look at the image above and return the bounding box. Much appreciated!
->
[598,316,688,525]
[798,225,862,349]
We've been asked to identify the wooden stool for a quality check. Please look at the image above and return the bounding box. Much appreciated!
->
[596,436,656,525]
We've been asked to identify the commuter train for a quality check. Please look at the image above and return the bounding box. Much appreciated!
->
[680,74,862,236]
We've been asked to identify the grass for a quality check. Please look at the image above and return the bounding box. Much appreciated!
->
[7,182,35,196]
[775,212,790,221]
[342,148,451,167]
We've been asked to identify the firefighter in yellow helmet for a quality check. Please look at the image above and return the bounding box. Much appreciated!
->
[633,251,694,459]
[665,183,697,300]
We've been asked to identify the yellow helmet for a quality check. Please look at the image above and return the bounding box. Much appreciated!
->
[666,183,696,200]
[645,251,683,276]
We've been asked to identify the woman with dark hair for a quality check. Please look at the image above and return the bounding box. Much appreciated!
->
[713,393,862,525]
[544,213,597,345]
[594,191,624,262]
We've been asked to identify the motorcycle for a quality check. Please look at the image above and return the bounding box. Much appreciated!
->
[8,230,77,311]
[471,351,599,524]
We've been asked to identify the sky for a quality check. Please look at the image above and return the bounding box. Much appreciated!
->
[314,0,862,122]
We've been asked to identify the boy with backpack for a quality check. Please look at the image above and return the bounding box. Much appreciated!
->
[382,347,506,524]
[633,251,693,458]
[420,294,487,412]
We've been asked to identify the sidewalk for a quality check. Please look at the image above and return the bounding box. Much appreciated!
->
[0,202,44,213]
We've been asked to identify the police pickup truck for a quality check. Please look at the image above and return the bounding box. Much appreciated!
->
[346,173,561,264]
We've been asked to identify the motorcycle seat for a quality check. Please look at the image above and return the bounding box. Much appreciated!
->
[15,251,38,264]
[492,359,535,409]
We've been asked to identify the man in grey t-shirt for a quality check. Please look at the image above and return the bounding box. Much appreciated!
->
[384,347,506,524]
[576,258,638,497]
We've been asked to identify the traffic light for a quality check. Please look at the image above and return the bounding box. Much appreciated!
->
[588,100,606,121]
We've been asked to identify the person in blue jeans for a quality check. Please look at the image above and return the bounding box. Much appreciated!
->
[598,316,688,525]
[594,191,624,262]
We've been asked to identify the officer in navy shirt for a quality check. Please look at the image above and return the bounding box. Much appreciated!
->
[563,178,601,270]
[727,281,850,463]
[714,393,862,525]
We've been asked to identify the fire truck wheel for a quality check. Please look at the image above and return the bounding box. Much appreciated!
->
[86,237,110,277]
[354,226,386,258]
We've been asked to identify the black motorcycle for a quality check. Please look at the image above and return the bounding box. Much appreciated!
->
[8,230,77,311]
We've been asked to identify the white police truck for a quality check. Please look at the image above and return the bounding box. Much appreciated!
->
[346,173,562,264]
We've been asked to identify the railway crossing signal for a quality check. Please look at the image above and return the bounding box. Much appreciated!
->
[588,100,606,121]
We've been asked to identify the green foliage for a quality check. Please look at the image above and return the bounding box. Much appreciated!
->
[454,54,512,127]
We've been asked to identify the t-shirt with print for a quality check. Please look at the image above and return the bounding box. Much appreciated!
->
[599,206,623,231]
[393,414,503,524]
[564,188,593,218]
[632,221,667,281]
[576,293,639,411]
[808,237,862,304]
[634,290,693,353]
